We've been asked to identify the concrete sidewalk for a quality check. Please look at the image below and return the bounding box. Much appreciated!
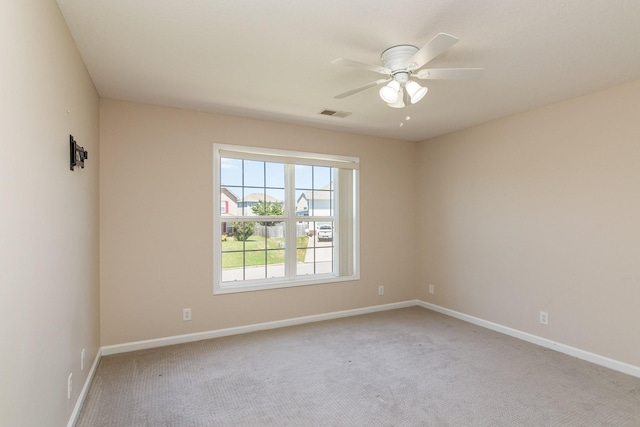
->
[222,236,333,281]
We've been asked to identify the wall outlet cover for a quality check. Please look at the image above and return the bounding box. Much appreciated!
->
[539,311,549,325]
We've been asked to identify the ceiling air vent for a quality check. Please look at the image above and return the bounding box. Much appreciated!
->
[319,109,351,118]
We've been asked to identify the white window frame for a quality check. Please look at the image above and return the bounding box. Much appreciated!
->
[213,143,359,294]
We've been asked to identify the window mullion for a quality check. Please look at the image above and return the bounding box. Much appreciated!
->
[285,164,296,278]
[332,168,339,276]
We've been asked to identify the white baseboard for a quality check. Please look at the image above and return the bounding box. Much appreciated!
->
[101,300,415,356]
[67,348,101,427]
[416,300,640,379]
[99,299,639,379]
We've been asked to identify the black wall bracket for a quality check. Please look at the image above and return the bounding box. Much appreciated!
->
[70,135,88,171]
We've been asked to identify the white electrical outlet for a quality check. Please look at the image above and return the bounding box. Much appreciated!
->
[539,311,549,325]
[428,284,435,295]
[378,285,384,295]
[81,348,85,371]
[67,373,72,400]
[183,308,192,321]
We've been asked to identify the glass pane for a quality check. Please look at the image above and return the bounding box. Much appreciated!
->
[295,221,334,276]
[315,222,334,242]
[241,187,265,216]
[264,224,285,279]
[265,188,285,216]
[296,222,311,245]
[314,251,333,274]
[220,187,240,216]
[295,189,309,217]
[256,222,285,241]
[265,162,285,188]
[297,248,314,276]
[220,158,243,187]
[311,190,334,217]
[240,189,285,217]
[295,220,311,275]
[313,166,332,190]
[244,264,266,281]
[295,166,334,218]
[244,160,264,187]
[295,165,313,190]
[221,221,288,282]
[244,227,266,278]
[266,249,286,279]
[221,251,243,282]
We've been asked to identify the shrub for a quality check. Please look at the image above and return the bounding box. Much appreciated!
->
[232,222,255,242]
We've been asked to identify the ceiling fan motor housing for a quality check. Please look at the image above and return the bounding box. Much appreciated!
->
[393,72,410,83]
[380,45,419,75]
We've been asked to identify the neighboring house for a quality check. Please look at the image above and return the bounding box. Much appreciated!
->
[238,193,286,238]
[220,187,238,216]
[295,184,333,218]
[220,187,238,234]
[238,193,280,215]
[222,192,284,235]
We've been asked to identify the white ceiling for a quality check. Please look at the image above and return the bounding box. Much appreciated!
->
[56,0,640,142]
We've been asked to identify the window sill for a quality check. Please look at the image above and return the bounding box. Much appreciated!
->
[214,274,360,295]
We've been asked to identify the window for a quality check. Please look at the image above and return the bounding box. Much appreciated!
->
[213,144,359,294]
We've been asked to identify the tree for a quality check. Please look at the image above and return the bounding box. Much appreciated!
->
[232,221,254,242]
[251,200,283,226]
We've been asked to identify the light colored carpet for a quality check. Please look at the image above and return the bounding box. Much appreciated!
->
[77,307,640,426]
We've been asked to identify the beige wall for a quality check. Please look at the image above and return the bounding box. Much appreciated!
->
[417,79,640,367]
[0,1,100,426]
[99,99,418,346]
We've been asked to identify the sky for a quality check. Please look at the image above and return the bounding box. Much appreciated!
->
[220,158,333,203]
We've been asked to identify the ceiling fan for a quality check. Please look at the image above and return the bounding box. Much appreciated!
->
[332,33,484,108]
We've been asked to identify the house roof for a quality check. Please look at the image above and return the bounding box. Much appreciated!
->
[297,184,333,202]
[241,193,280,203]
[221,187,238,202]
[56,0,640,142]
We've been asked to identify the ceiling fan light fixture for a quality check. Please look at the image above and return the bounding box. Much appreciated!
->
[379,80,401,104]
[406,80,428,104]
[387,88,406,108]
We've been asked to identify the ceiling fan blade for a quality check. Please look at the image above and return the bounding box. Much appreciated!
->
[334,78,390,99]
[406,33,459,70]
[414,68,485,80]
[332,58,391,75]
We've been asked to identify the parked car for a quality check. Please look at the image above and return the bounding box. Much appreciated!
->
[317,225,333,241]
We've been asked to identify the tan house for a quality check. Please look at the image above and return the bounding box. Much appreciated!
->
[238,193,281,215]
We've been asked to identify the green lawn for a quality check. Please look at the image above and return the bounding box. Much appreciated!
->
[222,235,309,268]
